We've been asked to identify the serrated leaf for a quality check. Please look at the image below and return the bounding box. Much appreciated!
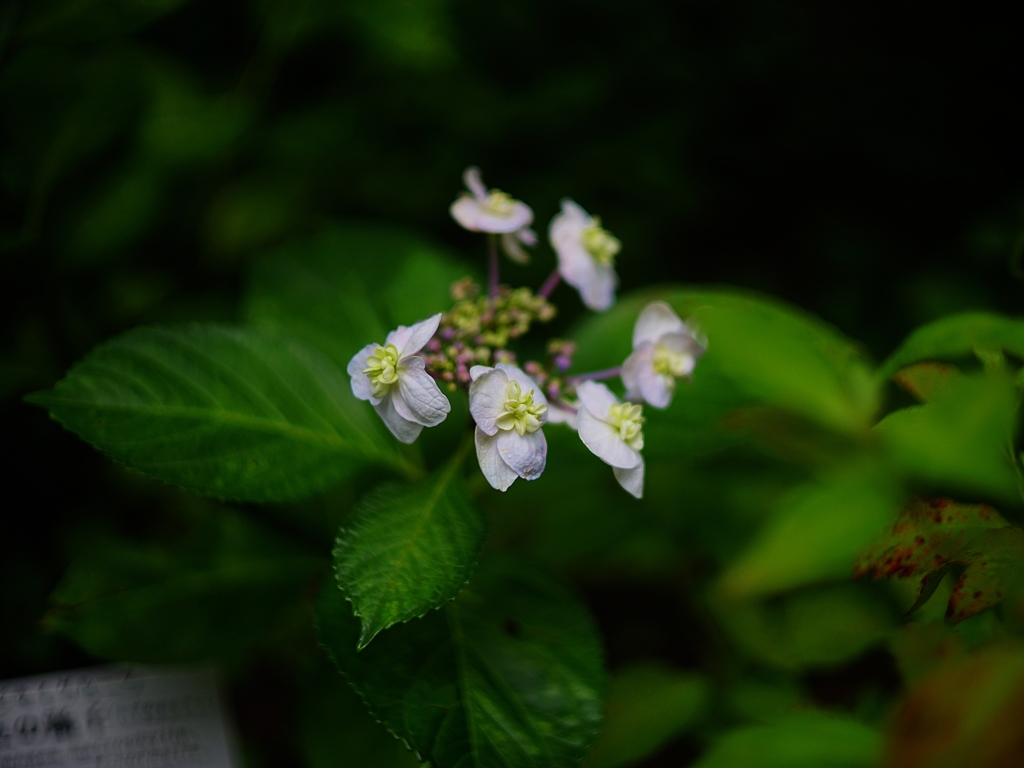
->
[245,224,474,372]
[893,362,963,402]
[334,456,486,650]
[27,324,409,502]
[879,312,1024,379]
[873,373,1018,501]
[316,556,606,768]
[693,713,881,768]
[45,506,325,664]
[854,497,1024,623]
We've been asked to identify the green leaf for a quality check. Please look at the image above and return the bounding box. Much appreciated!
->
[874,373,1019,502]
[854,497,1024,623]
[245,224,474,372]
[718,461,901,599]
[583,662,708,768]
[892,362,964,402]
[879,312,1024,379]
[571,287,878,441]
[45,505,325,664]
[692,713,881,768]
[27,324,409,502]
[299,657,420,768]
[718,584,894,670]
[316,556,606,768]
[334,454,486,650]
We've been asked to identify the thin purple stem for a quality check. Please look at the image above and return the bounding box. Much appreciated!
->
[487,234,499,301]
[567,366,621,385]
[537,269,561,299]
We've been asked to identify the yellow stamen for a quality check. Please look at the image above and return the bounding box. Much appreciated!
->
[582,217,621,266]
[607,402,645,451]
[494,380,547,436]
[363,344,401,398]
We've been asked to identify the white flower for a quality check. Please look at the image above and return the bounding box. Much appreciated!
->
[549,199,620,311]
[450,166,534,237]
[622,301,705,409]
[576,381,645,499]
[469,363,548,491]
[347,314,451,443]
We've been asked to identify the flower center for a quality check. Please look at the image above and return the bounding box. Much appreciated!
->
[607,402,645,451]
[652,343,691,380]
[495,380,547,436]
[582,217,621,266]
[483,190,516,217]
[363,344,401,398]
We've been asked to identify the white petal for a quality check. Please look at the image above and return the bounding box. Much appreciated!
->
[546,403,578,430]
[373,394,423,444]
[633,301,686,348]
[347,343,379,403]
[386,314,442,358]
[500,232,530,264]
[475,427,518,491]
[496,363,548,410]
[578,405,639,469]
[555,243,597,294]
[497,429,547,480]
[464,166,487,200]
[621,344,652,402]
[449,197,533,233]
[613,455,645,499]
[517,227,538,246]
[470,365,493,382]
[580,263,617,312]
[468,367,509,435]
[397,358,450,427]
[576,381,619,421]
[638,368,673,409]
[549,199,591,242]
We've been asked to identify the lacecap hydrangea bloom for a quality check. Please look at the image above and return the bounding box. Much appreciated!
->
[469,363,548,491]
[549,199,621,311]
[450,166,537,263]
[347,314,451,443]
[576,381,645,498]
[622,301,706,409]
[346,167,704,498]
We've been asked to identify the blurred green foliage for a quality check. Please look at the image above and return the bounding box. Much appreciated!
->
[3,0,1024,766]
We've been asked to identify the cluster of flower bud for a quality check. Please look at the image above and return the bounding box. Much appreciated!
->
[420,279,555,389]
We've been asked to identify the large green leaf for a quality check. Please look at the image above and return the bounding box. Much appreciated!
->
[45,505,325,665]
[245,224,474,372]
[873,373,1019,502]
[316,557,606,768]
[879,312,1024,379]
[571,287,878,441]
[27,324,409,502]
[334,455,486,650]
[693,713,881,768]
[718,461,902,598]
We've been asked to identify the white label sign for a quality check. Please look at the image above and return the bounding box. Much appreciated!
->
[0,667,236,768]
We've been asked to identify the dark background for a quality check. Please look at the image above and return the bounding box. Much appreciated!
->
[2,0,1022,763]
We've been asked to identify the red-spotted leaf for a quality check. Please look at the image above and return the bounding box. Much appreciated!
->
[854,497,1024,623]
[892,363,963,402]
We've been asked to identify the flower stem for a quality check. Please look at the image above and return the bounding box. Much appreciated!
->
[488,233,499,301]
[537,269,561,298]
[567,367,621,385]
